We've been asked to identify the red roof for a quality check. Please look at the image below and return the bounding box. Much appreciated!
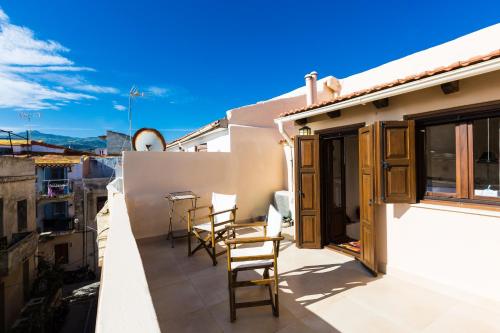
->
[280,49,500,118]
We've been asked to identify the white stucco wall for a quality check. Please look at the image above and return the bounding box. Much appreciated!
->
[96,191,160,333]
[123,126,285,239]
[206,132,230,152]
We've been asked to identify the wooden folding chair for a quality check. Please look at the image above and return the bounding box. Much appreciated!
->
[187,193,237,266]
[225,205,284,322]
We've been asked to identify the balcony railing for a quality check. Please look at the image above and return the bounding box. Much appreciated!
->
[39,179,72,197]
[0,232,38,276]
[43,218,75,232]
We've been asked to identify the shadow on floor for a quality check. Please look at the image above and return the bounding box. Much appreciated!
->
[137,230,379,332]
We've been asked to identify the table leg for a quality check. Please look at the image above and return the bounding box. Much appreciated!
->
[169,201,175,248]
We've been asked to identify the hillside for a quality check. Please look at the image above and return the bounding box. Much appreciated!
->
[19,130,106,152]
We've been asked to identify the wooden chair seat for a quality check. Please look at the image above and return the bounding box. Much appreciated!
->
[230,246,274,270]
[193,221,227,233]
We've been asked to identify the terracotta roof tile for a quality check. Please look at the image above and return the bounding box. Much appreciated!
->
[34,155,83,166]
[280,49,500,118]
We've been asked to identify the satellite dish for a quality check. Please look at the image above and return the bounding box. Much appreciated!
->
[132,128,166,151]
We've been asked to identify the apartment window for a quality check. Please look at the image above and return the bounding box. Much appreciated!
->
[96,196,107,213]
[0,198,3,238]
[17,199,27,232]
[52,202,67,218]
[54,243,69,265]
[420,115,500,203]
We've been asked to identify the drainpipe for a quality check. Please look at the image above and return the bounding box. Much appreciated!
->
[277,120,295,224]
[277,121,293,147]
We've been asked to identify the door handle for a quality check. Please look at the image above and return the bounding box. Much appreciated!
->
[368,199,373,206]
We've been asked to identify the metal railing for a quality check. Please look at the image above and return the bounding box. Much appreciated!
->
[40,179,72,196]
[43,218,75,232]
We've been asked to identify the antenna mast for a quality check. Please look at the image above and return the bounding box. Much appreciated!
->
[18,111,41,139]
[128,86,144,150]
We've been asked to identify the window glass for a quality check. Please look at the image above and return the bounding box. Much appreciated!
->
[425,123,456,194]
[473,117,500,198]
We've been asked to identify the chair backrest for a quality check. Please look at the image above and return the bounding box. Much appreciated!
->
[266,205,282,237]
[212,193,237,223]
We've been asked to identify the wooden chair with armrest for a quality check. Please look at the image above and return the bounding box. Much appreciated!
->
[187,193,237,266]
[224,205,284,322]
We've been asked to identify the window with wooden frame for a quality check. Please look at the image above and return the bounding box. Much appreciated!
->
[418,114,500,204]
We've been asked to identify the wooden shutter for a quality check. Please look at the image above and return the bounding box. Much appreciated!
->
[377,120,416,203]
[295,135,321,248]
[358,125,377,274]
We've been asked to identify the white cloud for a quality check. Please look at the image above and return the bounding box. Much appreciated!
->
[113,104,126,111]
[74,84,119,94]
[0,7,118,110]
[112,100,126,111]
[147,86,168,97]
[0,71,95,110]
[3,65,95,73]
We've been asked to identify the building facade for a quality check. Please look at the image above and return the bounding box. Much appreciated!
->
[35,155,119,274]
[276,24,500,301]
[0,157,38,331]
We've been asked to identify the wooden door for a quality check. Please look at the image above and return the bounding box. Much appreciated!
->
[358,125,377,274]
[54,243,69,265]
[295,135,321,248]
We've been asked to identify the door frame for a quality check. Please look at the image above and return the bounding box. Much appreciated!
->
[321,136,346,245]
[318,123,365,249]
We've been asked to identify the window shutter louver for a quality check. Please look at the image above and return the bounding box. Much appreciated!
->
[377,120,417,203]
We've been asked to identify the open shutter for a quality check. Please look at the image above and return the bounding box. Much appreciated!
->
[295,135,321,248]
[378,120,416,203]
[358,125,377,274]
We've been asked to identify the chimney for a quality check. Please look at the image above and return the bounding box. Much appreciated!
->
[305,71,318,106]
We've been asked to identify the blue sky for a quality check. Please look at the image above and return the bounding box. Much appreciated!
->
[0,1,499,140]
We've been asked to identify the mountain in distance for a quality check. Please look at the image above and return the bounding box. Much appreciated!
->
[18,130,106,152]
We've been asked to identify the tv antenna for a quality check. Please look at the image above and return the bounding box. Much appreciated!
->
[128,85,145,149]
[18,111,41,139]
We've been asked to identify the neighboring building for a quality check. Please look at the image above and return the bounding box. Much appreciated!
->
[0,139,66,155]
[165,79,337,153]
[99,130,131,155]
[166,118,229,152]
[275,24,500,301]
[0,157,38,332]
[35,155,120,274]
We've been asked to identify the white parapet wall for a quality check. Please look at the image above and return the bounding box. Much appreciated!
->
[95,189,161,333]
[122,125,286,239]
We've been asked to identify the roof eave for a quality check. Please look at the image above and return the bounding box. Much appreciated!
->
[166,118,228,148]
[275,57,500,124]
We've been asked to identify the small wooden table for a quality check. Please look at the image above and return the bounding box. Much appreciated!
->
[165,191,199,248]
